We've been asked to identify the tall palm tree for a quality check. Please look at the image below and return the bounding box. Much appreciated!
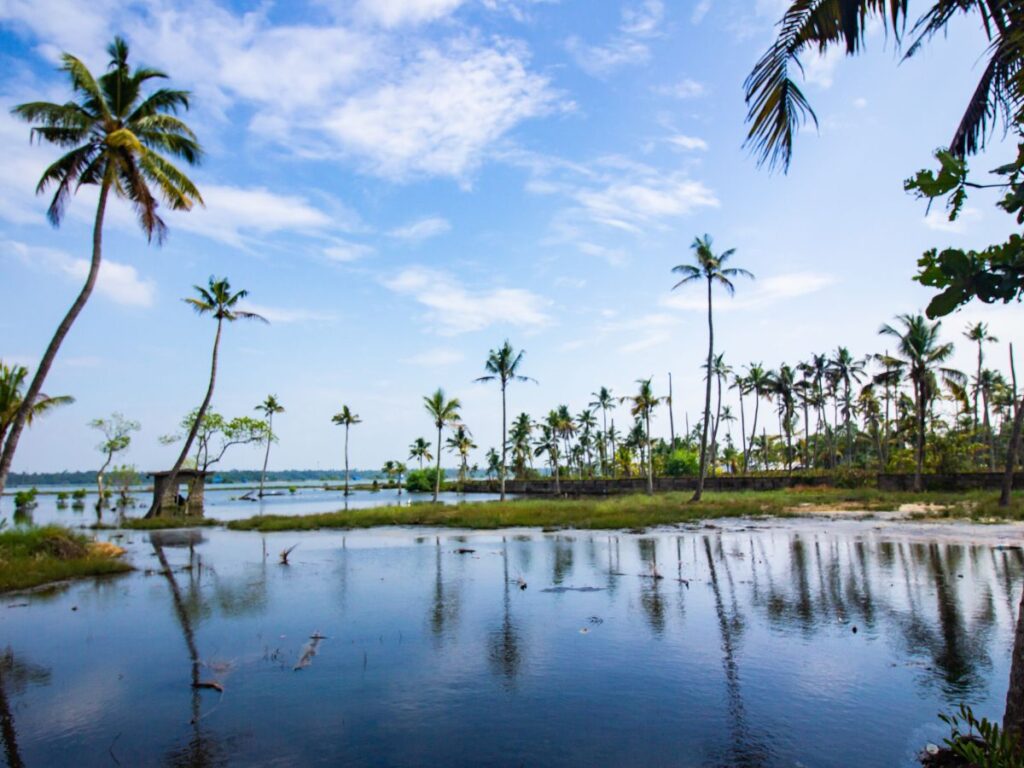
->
[622,378,662,495]
[744,2,1024,171]
[255,395,284,498]
[706,354,732,473]
[475,341,534,501]
[0,362,74,450]
[606,420,621,479]
[1,36,203,497]
[509,413,533,478]
[730,372,750,473]
[554,405,577,477]
[332,405,361,496]
[147,278,265,518]
[768,364,798,471]
[829,347,867,465]
[534,414,561,495]
[409,437,432,470]
[673,235,754,501]
[423,389,461,503]
[965,322,999,430]
[445,424,477,489]
[879,313,961,491]
[589,387,616,475]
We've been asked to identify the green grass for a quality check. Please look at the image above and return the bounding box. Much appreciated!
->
[0,525,132,592]
[225,487,1024,533]
[121,516,220,530]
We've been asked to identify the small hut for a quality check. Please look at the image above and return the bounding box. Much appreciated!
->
[149,469,209,516]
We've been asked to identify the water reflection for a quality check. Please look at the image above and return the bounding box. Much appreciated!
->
[488,537,523,686]
[0,649,49,768]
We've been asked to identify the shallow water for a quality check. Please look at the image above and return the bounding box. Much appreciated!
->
[2,484,506,527]
[1,519,1023,767]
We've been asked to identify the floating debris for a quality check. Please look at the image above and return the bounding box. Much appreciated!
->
[540,586,605,593]
[294,632,325,670]
[280,544,299,565]
[192,680,224,693]
[454,548,476,555]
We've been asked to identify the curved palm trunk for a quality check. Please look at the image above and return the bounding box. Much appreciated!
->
[710,373,723,474]
[668,373,676,448]
[802,399,810,469]
[553,449,561,495]
[738,391,748,474]
[259,413,273,498]
[500,381,507,501]
[843,381,853,464]
[433,425,443,503]
[693,278,714,502]
[0,180,111,499]
[147,317,222,518]
[344,424,350,496]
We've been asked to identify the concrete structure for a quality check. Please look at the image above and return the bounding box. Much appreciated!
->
[149,469,208,516]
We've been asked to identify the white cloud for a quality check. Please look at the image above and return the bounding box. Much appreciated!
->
[853,96,868,109]
[403,347,466,366]
[324,240,375,262]
[566,0,664,77]
[383,266,551,334]
[691,0,711,24]
[667,134,708,151]
[390,216,452,241]
[802,47,843,89]
[355,0,466,27]
[661,271,836,312]
[6,240,156,307]
[577,242,628,266]
[235,302,335,324]
[924,208,981,234]
[655,78,706,98]
[574,175,718,233]
[321,38,558,179]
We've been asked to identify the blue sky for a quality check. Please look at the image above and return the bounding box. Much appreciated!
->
[2,0,1022,473]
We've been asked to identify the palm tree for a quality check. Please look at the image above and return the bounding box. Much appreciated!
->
[829,347,867,465]
[554,405,577,477]
[730,372,750,473]
[622,378,662,495]
[706,354,732,473]
[589,387,616,475]
[475,341,534,501]
[0,362,74,450]
[423,389,461,503]
[576,409,598,476]
[673,235,754,501]
[606,420,621,478]
[148,278,265,518]
[445,424,477,488]
[879,313,961,491]
[0,37,203,497]
[744,363,771,472]
[409,437,432,470]
[768,364,797,471]
[509,413,533,478]
[255,395,284,498]
[534,414,561,495]
[744,2,1024,171]
[965,322,999,431]
[332,405,361,496]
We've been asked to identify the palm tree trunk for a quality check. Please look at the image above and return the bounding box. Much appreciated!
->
[500,382,507,501]
[668,372,676,448]
[738,391,748,474]
[844,382,853,464]
[645,411,653,495]
[433,425,443,503]
[802,400,810,469]
[914,378,925,493]
[749,397,760,472]
[710,373,723,474]
[553,450,561,495]
[344,424,350,496]
[1000,394,1024,507]
[259,414,273,498]
[984,388,996,470]
[147,317,222,518]
[693,278,714,502]
[0,179,111,498]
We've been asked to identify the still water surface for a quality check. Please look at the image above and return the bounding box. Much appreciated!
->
[1,519,1022,767]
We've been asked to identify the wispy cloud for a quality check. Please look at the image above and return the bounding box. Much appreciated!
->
[236,302,336,324]
[924,208,981,234]
[691,0,711,24]
[403,347,466,366]
[390,216,452,241]
[654,78,706,98]
[324,239,375,263]
[667,134,708,151]
[383,266,551,334]
[566,0,664,77]
[661,271,837,311]
[354,0,467,27]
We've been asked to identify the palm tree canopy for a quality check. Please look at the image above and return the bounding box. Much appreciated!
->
[0,362,74,431]
[423,388,461,429]
[185,276,268,323]
[332,405,362,427]
[409,437,433,463]
[744,2,1024,170]
[476,340,535,386]
[12,36,204,239]
[672,235,754,294]
[257,394,285,418]
[589,386,616,412]
[879,313,964,391]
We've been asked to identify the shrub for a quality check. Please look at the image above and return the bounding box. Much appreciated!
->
[664,448,700,477]
[934,704,1024,768]
[13,488,38,509]
[405,468,445,493]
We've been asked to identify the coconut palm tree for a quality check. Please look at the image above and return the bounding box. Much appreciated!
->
[147,278,265,518]
[879,313,962,491]
[965,322,999,431]
[606,421,621,478]
[744,2,1024,171]
[476,341,534,501]
[534,414,561,495]
[445,424,477,489]
[424,389,461,503]
[589,387,616,475]
[730,372,750,473]
[0,37,204,497]
[331,405,361,496]
[0,362,74,451]
[768,364,798,471]
[706,354,732,473]
[509,413,533,478]
[409,437,432,470]
[673,235,754,501]
[744,363,771,472]
[829,347,867,465]
[255,395,284,498]
[622,378,662,495]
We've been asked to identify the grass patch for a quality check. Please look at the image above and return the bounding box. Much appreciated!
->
[0,525,132,592]
[225,487,1024,533]
[121,516,220,530]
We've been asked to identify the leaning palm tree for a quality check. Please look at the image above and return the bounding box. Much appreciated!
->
[879,313,961,492]
[673,235,754,501]
[589,387,616,475]
[147,278,266,518]
[332,405,361,496]
[475,341,534,501]
[744,2,1024,171]
[0,362,74,450]
[423,389,461,503]
[256,395,285,498]
[409,436,432,470]
[1,36,203,497]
